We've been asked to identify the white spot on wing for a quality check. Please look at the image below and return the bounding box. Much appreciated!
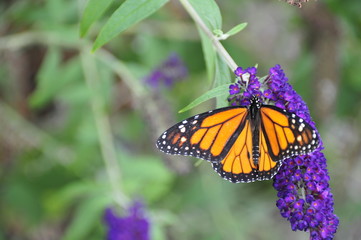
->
[298,124,304,132]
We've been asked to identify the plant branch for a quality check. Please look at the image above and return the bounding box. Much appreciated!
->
[80,47,128,208]
[95,50,146,98]
[178,0,238,71]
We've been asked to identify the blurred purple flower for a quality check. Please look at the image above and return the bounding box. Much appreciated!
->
[104,201,150,240]
[228,64,338,239]
[144,53,188,89]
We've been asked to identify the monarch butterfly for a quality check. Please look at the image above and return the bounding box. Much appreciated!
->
[156,95,320,183]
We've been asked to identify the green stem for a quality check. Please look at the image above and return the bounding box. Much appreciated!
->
[0,31,82,50]
[95,50,146,98]
[178,0,238,71]
[80,46,128,208]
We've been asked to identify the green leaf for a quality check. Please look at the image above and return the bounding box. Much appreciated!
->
[29,50,81,108]
[189,0,222,82]
[62,194,112,240]
[29,47,61,108]
[224,22,247,38]
[92,0,169,51]
[178,84,230,113]
[199,30,215,82]
[188,0,222,30]
[79,0,113,37]
[214,55,231,108]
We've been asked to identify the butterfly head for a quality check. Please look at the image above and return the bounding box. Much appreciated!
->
[250,95,261,109]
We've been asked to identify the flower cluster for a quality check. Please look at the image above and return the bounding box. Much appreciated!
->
[228,66,262,106]
[228,65,338,239]
[104,201,150,240]
[144,53,188,89]
[274,153,339,239]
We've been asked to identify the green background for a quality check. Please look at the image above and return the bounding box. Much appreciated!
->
[0,0,360,239]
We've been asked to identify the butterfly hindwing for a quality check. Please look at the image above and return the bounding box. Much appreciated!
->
[156,106,248,162]
[212,117,282,183]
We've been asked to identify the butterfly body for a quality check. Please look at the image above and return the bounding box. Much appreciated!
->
[156,96,320,183]
[248,96,262,166]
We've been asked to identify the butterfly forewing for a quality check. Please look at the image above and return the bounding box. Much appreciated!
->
[259,105,320,162]
[156,106,248,162]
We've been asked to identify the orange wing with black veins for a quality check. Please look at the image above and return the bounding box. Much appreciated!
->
[260,105,320,162]
[156,106,248,162]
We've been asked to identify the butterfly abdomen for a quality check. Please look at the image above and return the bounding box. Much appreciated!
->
[252,134,260,166]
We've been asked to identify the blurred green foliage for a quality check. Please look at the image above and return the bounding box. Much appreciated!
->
[1,0,361,239]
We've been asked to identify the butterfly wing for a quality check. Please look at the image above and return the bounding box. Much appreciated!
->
[211,118,274,183]
[212,105,320,183]
[156,106,248,162]
[259,105,320,162]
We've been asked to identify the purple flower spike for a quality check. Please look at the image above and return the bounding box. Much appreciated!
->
[267,64,338,239]
[228,64,338,239]
[144,53,188,89]
[104,201,150,240]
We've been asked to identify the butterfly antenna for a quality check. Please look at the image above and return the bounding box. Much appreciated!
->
[241,72,250,89]
[263,75,271,84]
